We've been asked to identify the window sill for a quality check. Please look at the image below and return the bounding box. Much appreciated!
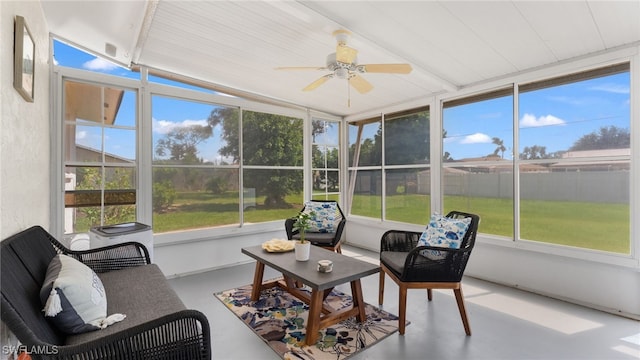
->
[154,220,284,247]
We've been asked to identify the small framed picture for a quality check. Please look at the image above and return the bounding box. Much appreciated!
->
[14,15,35,102]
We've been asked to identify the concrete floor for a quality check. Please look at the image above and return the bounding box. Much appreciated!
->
[167,246,640,360]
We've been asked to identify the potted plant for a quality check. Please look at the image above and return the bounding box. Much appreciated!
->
[292,211,314,261]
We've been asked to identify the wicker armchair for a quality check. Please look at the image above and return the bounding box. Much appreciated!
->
[378,211,480,335]
[285,200,346,253]
[1,225,211,360]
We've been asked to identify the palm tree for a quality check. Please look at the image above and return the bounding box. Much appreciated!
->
[492,137,506,159]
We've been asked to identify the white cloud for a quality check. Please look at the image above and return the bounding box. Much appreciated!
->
[520,113,565,128]
[76,130,87,139]
[589,83,629,94]
[460,133,491,144]
[152,118,208,134]
[83,57,119,72]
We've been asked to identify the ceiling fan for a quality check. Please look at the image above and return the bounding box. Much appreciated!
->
[276,30,412,96]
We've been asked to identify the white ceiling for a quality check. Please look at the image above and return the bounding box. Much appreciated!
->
[41,0,640,118]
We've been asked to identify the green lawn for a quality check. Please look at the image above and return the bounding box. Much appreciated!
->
[153,191,630,254]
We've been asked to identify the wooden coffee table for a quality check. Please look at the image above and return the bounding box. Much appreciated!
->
[241,244,380,345]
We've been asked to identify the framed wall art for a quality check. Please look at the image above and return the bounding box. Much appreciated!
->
[14,15,35,102]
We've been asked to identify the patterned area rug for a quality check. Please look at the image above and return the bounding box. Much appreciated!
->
[215,283,404,360]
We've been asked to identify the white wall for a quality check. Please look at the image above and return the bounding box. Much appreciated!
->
[155,227,287,277]
[1,1,50,238]
[0,1,50,357]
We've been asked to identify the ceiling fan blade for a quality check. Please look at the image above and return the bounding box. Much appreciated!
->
[303,74,332,91]
[275,66,327,71]
[349,74,373,94]
[336,44,358,64]
[359,63,413,74]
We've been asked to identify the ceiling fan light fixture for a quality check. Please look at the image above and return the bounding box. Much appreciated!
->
[335,68,349,79]
[277,29,412,96]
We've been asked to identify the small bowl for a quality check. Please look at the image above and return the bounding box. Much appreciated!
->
[317,260,333,273]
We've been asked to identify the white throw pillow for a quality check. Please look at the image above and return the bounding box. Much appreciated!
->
[40,254,125,334]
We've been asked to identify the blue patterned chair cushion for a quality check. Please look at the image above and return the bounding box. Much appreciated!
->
[302,201,337,233]
[417,214,471,259]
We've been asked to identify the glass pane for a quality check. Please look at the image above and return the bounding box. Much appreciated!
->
[312,119,339,144]
[312,170,339,193]
[152,167,240,233]
[385,110,430,165]
[104,128,136,162]
[350,170,381,217]
[242,111,303,166]
[66,123,101,162]
[519,71,630,158]
[64,166,136,232]
[520,163,629,253]
[243,169,303,222]
[54,40,139,80]
[443,165,513,238]
[64,82,134,126]
[152,97,238,165]
[385,169,430,224]
[312,118,340,203]
[349,121,381,167]
[443,93,513,162]
[312,145,339,170]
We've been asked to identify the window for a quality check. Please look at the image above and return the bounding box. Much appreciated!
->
[348,108,430,224]
[151,102,305,232]
[151,96,240,233]
[53,40,139,80]
[518,64,630,253]
[241,110,304,222]
[349,118,382,218]
[384,110,431,224]
[440,63,631,254]
[312,118,340,200]
[442,89,514,238]
[63,80,138,233]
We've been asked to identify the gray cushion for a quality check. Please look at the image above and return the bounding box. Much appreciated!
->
[40,255,108,334]
[380,251,410,276]
[66,264,186,345]
[292,231,336,244]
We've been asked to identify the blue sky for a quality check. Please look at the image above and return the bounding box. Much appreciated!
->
[55,40,630,162]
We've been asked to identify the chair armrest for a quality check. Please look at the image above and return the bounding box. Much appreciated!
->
[56,241,151,273]
[402,245,474,282]
[285,218,298,239]
[380,230,422,253]
[26,309,211,360]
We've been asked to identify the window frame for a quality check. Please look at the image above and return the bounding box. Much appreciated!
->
[435,53,637,267]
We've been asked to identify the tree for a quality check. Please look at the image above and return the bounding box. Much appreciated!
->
[155,125,212,163]
[520,145,548,160]
[569,126,630,151]
[155,125,213,191]
[153,180,176,212]
[384,112,430,165]
[76,168,135,227]
[349,111,430,166]
[208,107,303,208]
[492,137,506,159]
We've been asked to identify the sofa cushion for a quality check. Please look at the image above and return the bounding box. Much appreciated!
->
[66,264,186,345]
[40,254,109,334]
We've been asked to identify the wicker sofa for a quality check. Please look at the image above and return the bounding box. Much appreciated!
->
[1,225,211,359]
